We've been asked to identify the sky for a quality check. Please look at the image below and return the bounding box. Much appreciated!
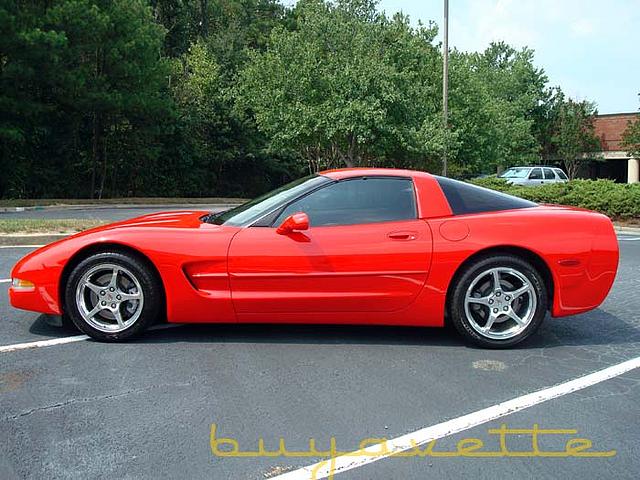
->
[378,0,639,113]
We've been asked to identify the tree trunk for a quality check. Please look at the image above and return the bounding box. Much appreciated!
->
[342,156,354,168]
[110,151,117,198]
[98,130,108,199]
[564,156,579,180]
[200,0,209,37]
[90,112,100,199]
[345,133,357,167]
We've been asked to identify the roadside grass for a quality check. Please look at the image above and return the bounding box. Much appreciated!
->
[0,219,106,234]
[617,218,640,227]
[0,197,246,208]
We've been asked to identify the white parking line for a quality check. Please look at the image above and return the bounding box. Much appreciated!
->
[618,237,640,241]
[0,279,10,283]
[273,355,640,480]
[0,244,45,248]
[0,323,182,354]
[0,334,89,353]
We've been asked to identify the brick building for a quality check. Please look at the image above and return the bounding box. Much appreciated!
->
[589,112,639,183]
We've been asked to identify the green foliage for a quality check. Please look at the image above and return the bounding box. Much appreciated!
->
[447,43,547,176]
[550,97,601,179]
[471,177,640,220]
[0,0,172,198]
[237,0,445,171]
[621,96,640,159]
[237,3,559,176]
[0,0,614,200]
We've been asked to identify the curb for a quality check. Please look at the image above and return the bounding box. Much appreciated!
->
[0,234,67,247]
[614,226,640,235]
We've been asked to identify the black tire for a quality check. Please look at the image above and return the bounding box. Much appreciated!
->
[64,251,162,342]
[449,254,547,348]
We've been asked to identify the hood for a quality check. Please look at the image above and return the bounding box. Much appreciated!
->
[11,210,231,275]
[77,210,211,236]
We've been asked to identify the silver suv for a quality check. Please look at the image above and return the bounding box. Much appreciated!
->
[499,166,569,186]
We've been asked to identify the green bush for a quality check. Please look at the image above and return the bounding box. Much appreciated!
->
[469,178,640,220]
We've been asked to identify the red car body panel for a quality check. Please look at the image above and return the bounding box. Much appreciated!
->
[228,219,433,319]
[9,169,619,327]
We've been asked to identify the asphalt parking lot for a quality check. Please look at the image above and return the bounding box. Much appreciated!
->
[0,209,639,479]
[0,205,232,221]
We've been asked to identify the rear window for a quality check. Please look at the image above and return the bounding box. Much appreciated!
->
[435,176,537,215]
[555,169,568,180]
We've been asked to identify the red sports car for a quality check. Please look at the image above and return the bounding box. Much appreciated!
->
[9,168,619,348]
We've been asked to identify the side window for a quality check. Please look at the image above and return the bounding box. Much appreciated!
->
[543,168,555,180]
[273,177,417,227]
[555,169,568,180]
[529,168,543,180]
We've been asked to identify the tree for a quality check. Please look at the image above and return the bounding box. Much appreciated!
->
[237,0,445,171]
[531,85,564,164]
[621,94,640,159]
[447,42,550,176]
[165,0,296,196]
[0,1,68,197]
[150,0,289,62]
[0,0,606,200]
[49,0,172,198]
[0,0,172,198]
[551,98,601,179]
[171,40,247,194]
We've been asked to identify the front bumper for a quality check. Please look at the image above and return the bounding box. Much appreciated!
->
[9,281,61,315]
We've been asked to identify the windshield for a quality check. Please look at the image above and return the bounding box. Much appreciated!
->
[500,167,531,179]
[209,175,331,226]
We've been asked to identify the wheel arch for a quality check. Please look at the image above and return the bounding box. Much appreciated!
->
[58,242,166,318]
[445,245,555,317]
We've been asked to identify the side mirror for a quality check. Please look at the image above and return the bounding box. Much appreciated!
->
[276,212,309,235]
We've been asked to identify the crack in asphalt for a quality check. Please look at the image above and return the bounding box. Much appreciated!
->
[575,374,640,402]
[2,382,192,421]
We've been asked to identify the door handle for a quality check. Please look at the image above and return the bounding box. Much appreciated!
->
[388,231,418,240]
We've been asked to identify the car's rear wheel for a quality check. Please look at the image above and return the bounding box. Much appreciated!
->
[450,254,547,348]
[64,251,161,342]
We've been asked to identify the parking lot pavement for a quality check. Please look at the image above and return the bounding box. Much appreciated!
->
[347,368,640,480]
[0,205,231,221]
[0,236,638,479]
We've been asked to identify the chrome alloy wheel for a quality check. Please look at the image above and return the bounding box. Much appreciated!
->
[75,263,144,333]
[463,267,537,340]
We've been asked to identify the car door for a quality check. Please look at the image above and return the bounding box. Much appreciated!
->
[527,167,544,185]
[543,167,557,184]
[227,177,433,318]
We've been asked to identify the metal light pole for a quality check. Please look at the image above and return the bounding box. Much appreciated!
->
[442,0,449,176]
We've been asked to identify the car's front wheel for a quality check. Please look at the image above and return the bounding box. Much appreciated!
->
[64,251,162,342]
[450,254,548,348]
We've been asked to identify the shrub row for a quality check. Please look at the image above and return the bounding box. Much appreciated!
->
[469,178,640,220]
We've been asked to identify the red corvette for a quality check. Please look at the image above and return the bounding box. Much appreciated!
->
[9,168,619,347]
